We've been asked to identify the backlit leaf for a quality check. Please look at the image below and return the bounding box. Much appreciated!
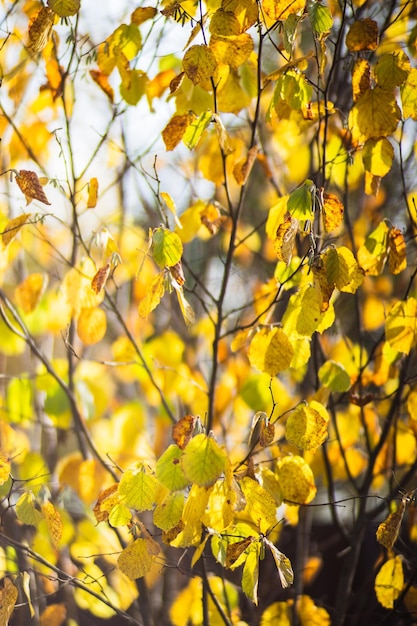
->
[108,503,133,527]
[182,110,213,150]
[15,273,46,313]
[0,454,10,486]
[93,484,119,523]
[248,327,294,376]
[346,18,378,52]
[87,177,99,208]
[171,279,196,327]
[91,264,110,294]
[274,215,299,264]
[260,602,291,626]
[0,578,18,626]
[131,7,158,25]
[282,285,327,334]
[375,556,403,609]
[117,537,159,579]
[287,180,314,221]
[40,603,67,626]
[388,227,407,275]
[241,476,278,533]
[285,401,329,450]
[400,68,417,120]
[297,595,331,625]
[162,113,195,151]
[209,33,254,69]
[318,361,351,392]
[322,192,344,232]
[15,170,51,205]
[76,307,107,345]
[309,2,332,36]
[16,491,43,526]
[90,70,114,102]
[352,59,371,102]
[374,51,410,89]
[152,227,183,268]
[262,0,306,21]
[242,545,260,604]
[118,463,159,511]
[357,221,389,275]
[350,87,401,142]
[233,146,258,185]
[2,213,31,247]
[385,298,417,354]
[172,415,197,450]
[41,500,63,548]
[263,537,294,588]
[183,45,217,85]
[376,499,406,550]
[138,271,165,318]
[181,433,227,487]
[276,455,317,504]
[362,137,394,177]
[27,7,55,53]
[154,492,184,531]
[155,444,190,490]
[47,0,80,17]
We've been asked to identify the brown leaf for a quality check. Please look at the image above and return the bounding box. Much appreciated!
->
[225,537,254,567]
[274,215,299,264]
[15,170,51,205]
[346,18,379,52]
[91,264,111,294]
[233,146,258,185]
[169,71,185,94]
[162,113,195,151]
[40,603,67,626]
[2,213,31,247]
[0,578,18,626]
[172,415,196,449]
[90,70,114,102]
[27,7,55,53]
[93,484,119,523]
[169,261,185,286]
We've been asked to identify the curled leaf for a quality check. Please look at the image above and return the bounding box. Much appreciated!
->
[15,170,51,205]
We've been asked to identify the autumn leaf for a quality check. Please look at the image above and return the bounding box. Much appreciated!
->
[285,401,329,450]
[40,604,67,626]
[90,70,114,102]
[156,444,190,490]
[15,170,51,205]
[0,578,18,626]
[117,537,160,579]
[276,456,317,505]
[274,215,299,264]
[375,556,404,609]
[47,0,80,17]
[376,499,406,550]
[248,327,294,376]
[15,273,47,313]
[27,7,55,53]
[346,18,379,52]
[183,45,217,85]
[41,500,63,548]
[388,227,407,275]
[162,113,195,151]
[76,307,107,345]
[352,59,371,102]
[350,87,401,143]
[138,271,166,318]
[181,433,227,487]
[322,192,344,232]
[152,227,183,268]
[262,0,306,22]
[87,177,99,208]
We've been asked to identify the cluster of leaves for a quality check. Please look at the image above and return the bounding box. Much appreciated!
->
[1,0,417,625]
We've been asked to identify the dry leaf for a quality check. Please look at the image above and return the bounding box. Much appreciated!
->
[2,214,31,247]
[15,170,51,205]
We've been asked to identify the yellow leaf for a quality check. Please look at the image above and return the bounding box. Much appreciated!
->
[282,284,327,334]
[209,33,254,69]
[346,18,379,52]
[154,492,184,531]
[276,456,316,505]
[183,45,217,85]
[27,7,55,53]
[181,433,227,487]
[171,279,195,327]
[15,170,51,205]
[350,87,401,143]
[87,177,99,208]
[273,215,299,264]
[285,401,329,450]
[209,8,241,36]
[388,227,407,275]
[93,484,119,523]
[41,500,63,548]
[162,113,195,151]
[385,298,417,354]
[215,68,252,114]
[248,327,294,376]
[297,595,331,626]
[172,415,197,450]
[318,360,351,392]
[15,273,47,313]
[374,51,411,90]
[357,221,389,275]
[242,546,260,604]
[16,491,43,526]
[401,68,417,120]
[233,145,258,185]
[138,271,165,319]
[156,444,190,490]
[260,602,291,626]
[241,476,278,533]
[322,192,344,232]
[152,227,183,268]
[131,6,157,25]
[0,578,18,626]
[40,603,67,626]
[76,307,107,345]
[375,556,404,609]
[118,463,159,512]
[376,499,406,550]
[261,0,306,21]
[362,137,394,177]
[117,537,159,580]
[170,484,211,547]
[352,59,371,102]
[47,0,80,17]
[0,453,10,486]
[223,0,258,32]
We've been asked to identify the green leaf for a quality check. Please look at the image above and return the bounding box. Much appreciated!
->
[309,2,333,35]
[181,434,227,487]
[120,69,148,106]
[318,361,351,392]
[15,492,43,526]
[6,378,33,424]
[154,492,184,531]
[287,180,314,221]
[108,503,132,527]
[155,444,190,490]
[183,110,213,149]
[118,463,159,511]
[152,227,183,268]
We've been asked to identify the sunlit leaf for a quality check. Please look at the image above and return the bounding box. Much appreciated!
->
[374,51,410,89]
[154,492,184,531]
[90,70,114,102]
[181,433,227,487]
[350,87,401,142]
[248,327,294,376]
[47,0,80,17]
[388,227,407,275]
[375,556,404,609]
[241,476,278,533]
[318,360,351,392]
[118,463,159,511]
[27,7,55,53]
[362,137,394,177]
[0,578,18,626]
[274,215,299,264]
[276,455,317,504]
[209,33,254,69]
[15,170,51,205]
[233,146,258,185]
[385,298,417,354]
[322,192,344,232]
[346,18,378,52]
[242,545,260,604]
[108,503,133,527]
[93,484,119,523]
[0,454,10,486]
[40,604,67,626]
[401,68,417,120]
[357,221,389,275]
[309,2,332,36]
[117,537,159,579]
[87,177,99,208]
[376,499,406,550]
[162,113,196,151]
[152,227,183,268]
[287,180,314,221]
[352,59,371,102]
[183,45,217,85]
[263,537,294,588]
[15,273,47,313]
[131,6,158,25]
[182,110,213,150]
[262,0,306,21]
[16,491,43,526]
[2,213,31,247]
[285,401,329,450]
[155,444,190,490]
[260,602,291,626]
[138,271,166,318]
[76,307,107,345]
[41,500,63,548]
[297,595,331,625]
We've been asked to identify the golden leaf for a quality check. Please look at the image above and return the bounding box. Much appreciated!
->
[87,177,99,208]
[375,556,404,609]
[350,87,401,142]
[233,146,258,185]
[93,484,119,523]
[322,192,344,232]
[41,501,63,548]
[346,18,379,52]
[27,7,55,53]
[352,59,371,102]
[226,537,254,567]
[248,327,294,377]
[138,271,165,319]
[162,113,196,152]
[376,499,406,550]
[170,261,185,286]
[209,33,254,69]
[131,6,157,25]
[374,51,411,90]
[91,264,111,294]
[76,307,107,345]
[285,401,329,450]
[182,45,217,85]
[90,70,114,102]
[362,137,394,177]
[276,455,317,505]
[0,453,10,486]
[388,227,407,275]
[0,578,18,626]
[47,0,80,17]
[40,603,67,626]
[2,213,31,247]
[15,170,51,205]
[15,273,47,314]
[117,537,159,580]
[261,0,306,21]
[169,71,185,94]
[274,215,299,264]
[172,415,197,450]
